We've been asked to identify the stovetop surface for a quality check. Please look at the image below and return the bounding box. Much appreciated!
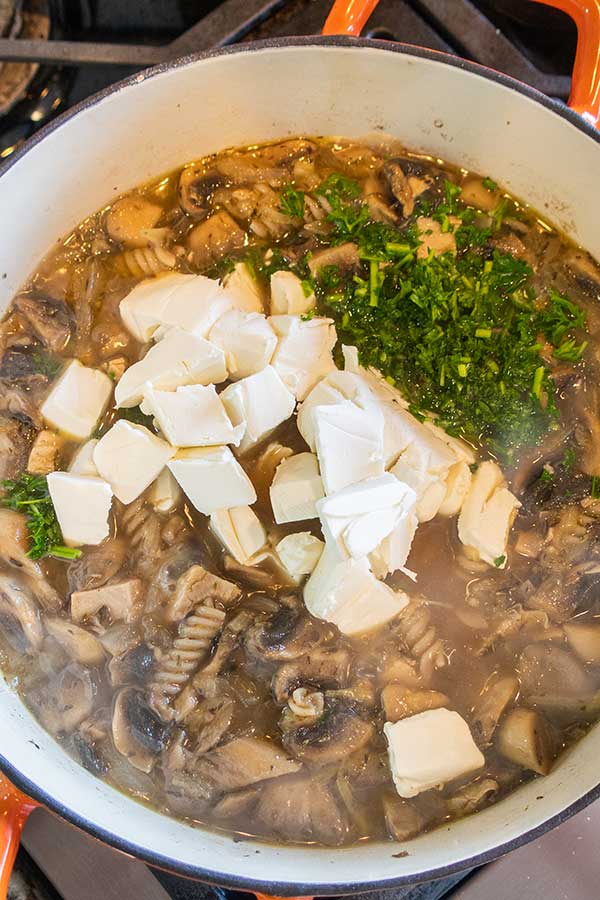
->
[0,2,583,898]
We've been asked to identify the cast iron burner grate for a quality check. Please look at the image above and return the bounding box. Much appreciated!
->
[0,1,577,898]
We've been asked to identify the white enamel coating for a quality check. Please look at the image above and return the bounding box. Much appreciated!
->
[1,42,600,892]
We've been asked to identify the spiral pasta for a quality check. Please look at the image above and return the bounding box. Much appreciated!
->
[115,244,178,279]
[121,497,163,576]
[394,597,446,681]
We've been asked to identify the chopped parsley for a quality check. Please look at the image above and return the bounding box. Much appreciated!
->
[563,447,577,471]
[117,406,156,430]
[280,184,305,220]
[592,476,600,499]
[494,555,506,568]
[483,177,497,192]
[31,350,63,380]
[1,473,80,560]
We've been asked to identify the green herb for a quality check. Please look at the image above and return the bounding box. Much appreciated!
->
[117,406,156,430]
[494,555,506,568]
[300,309,316,321]
[315,173,362,201]
[592,476,600,499]
[491,198,509,231]
[314,173,369,239]
[483,177,497,192]
[280,184,305,219]
[31,350,62,381]
[539,467,553,484]
[553,338,588,362]
[563,447,576,471]
[300,279,314,298]
[1,473,80,560]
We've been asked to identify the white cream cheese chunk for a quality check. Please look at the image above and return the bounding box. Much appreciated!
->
[148,467,181,513]
[276,532,324,578]
[119,273,195,342]
[384,708,485,798]
[220,365,296,453]
[168,445,257,514]
[150,274,234,340]
[68,439,99,477]
[269,314,337,400]
[210,506,266,564]
[142,383,244,448]
[317,474,417,572]
[222,262,264,313]
[313,401,385,495]
[93,420,175,504]
[270,270,316,315]
[47,472,112,547]
[270,452,324,523]
[458,460,520,567]
[209,309,277,380]
[438,461,472,517]
[115,328,227,408]
[304,545,409,636]
[41,360,113,440]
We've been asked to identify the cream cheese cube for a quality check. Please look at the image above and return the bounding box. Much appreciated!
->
[114,328,227,408]
[384,709,485,798]
[269,315,337,401]
[210,506,266,564]
[220,365,296,453]
[276,532,324,578]
[142,383,244,447]
[152,275,234,340]
[93,420,175,504]
[270,270,316,315]
[317,474,417,569]
[47,472,112,547]
[68,439,99,477]
[304,545,409,636]
[209,309,277,379]
[119,273,194,342]
[438,461,472,517]
[370,516,419,579]
[297,377,349,452]
[222,262,264,313]
[270,452,324,523]
[168,445,256,514]
[313,401,385,494]
[41,360,113,440]
[458,460,520,567]
[148,467,181,513]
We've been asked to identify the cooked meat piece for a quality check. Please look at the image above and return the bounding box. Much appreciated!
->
[108,642,155,686]
[244,601,320,663]
[256,777,351,846]
[460,177,500,212]
[272,648,351,703]
[381,686,449,723]
[67,539,127,593]
[166,565,240,624]
[0,414,35,479]
[471,675,520,743]
[0,570,43,651]
[192,736,301,793]
[187,210,245,269]
[45,618,105,666]
[416,216,458,258]
[492,232,534,266]
[35,663,95,734]
[476,607,557,656]
[71,579,143,627]
[519,642,596,699]
[308,242,360,278]
[112,687,170,774]
[13,294,73,353]
[27,429,61,475]
[281,699,374,764]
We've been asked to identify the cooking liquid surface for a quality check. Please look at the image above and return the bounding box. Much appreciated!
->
[0,137,599,847]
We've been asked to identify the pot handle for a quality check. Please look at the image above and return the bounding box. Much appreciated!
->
[322,0,381,36]
[0,773,39,900]
[532,0,600,127]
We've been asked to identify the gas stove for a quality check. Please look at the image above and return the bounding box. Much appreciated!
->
[0,2,591,899]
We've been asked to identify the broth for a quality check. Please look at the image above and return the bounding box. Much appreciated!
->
[0,136,599,847]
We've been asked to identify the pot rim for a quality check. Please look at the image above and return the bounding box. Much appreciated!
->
[2,33,600,894]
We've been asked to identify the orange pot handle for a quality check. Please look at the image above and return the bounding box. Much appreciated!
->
[0,773,39,900]
[322,0,381,36]
[531,0,600,127]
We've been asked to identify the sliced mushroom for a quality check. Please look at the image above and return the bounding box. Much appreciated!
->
[381,686,449,723]
[191,736,301,793]
[460,177,500,212]
[382,793,427,841]
[0,379,44,429]
[497,707,555,775]
[71,578,144,628]
[256,776,351,846]
[212,786,260,820]
[27,429,62,476]
[164,768,215,816]
[185,696,235,755]
[0,414,35,479]
[281,699,374,764]
[187,210,245,269]
[383,161,415,216]
[45,618,105,666]
[0,571,43,651]
[67,539,127,594]
[112,687,170,773]
[36,663,95,734]
[308,242,360,278]
[105,196,163,248]
[244,602,320,663]
[519,642,596,699]
[179,164,225,218]
[166,565,240,625]
[564,620,600,665]
[108,642,155,686]
[71,731,109,776]
[471,675,520,744]
[272,648,351,703]
[447,778,499,815]
[13,294,73,353]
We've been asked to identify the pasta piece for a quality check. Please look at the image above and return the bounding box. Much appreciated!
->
[120,496,164,576]
[393,596,446,680]
[114,244,179,279]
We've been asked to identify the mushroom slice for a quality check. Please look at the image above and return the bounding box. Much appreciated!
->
[0,509,61,612]
[383,161,415,216]
[0,572,43,651]
[105,196,163,248]
[164,768,216,817]
[256,776,351,846]
[381,686,449,723]
[212,786,260,820]
[281,699,374,764]
[13,294,73,353]
[564,621,600,665]
[185,696,235,755]
[191,736,301,793]
[308,242,360,279]
[244,602,320,663]
[382,792,427,841]
[187,210,245,269]
[112,688,170,773]
[67,539,127,594]
[45,618,105,666]
[447,778,499,815]
[108,642,155,686]
[272,648,351,703]
[37,663,95,734]
[471,675,520,744]
[519,642,596,699]
[178,164,224,218]
[0,414,35,480]
[497,707,555,775]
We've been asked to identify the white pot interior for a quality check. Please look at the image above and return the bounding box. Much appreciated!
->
[0,41,599,891]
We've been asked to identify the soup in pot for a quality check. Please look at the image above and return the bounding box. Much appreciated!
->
[1,137,600,847]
